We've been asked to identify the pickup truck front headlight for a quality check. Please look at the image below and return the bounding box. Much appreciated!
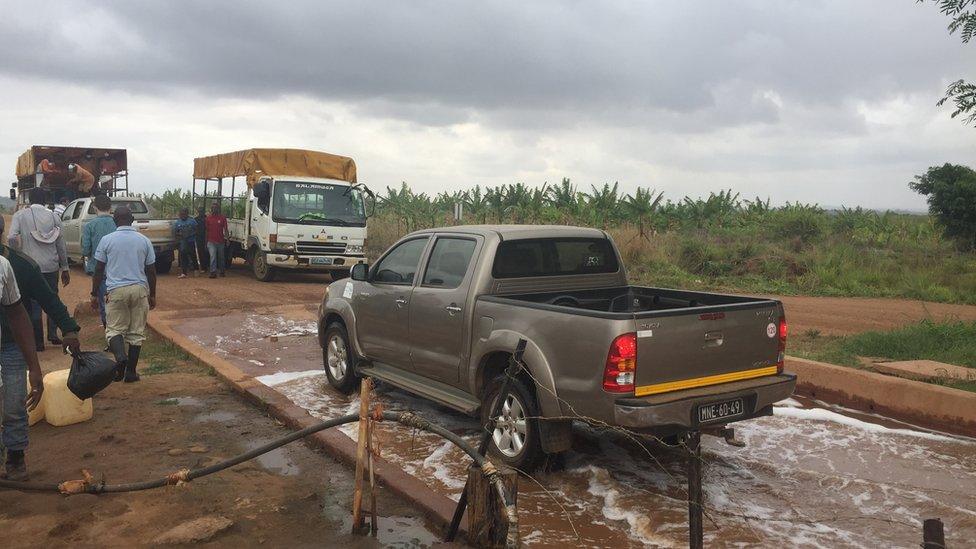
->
[346,244,364,255]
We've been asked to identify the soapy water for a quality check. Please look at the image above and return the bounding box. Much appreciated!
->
[180,312,976,548]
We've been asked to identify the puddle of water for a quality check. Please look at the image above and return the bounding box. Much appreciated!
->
[177,312,976,547]
[193,410,240,423]
[244,440,302,476]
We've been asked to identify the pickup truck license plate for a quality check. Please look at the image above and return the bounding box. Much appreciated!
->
[697,398,744,423]
[311,257,333,265]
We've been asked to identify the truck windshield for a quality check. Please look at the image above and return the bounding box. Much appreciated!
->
[272,181,366,226]
[492,237,620,278]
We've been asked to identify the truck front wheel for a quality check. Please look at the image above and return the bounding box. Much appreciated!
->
[482,375,544,471]
[252,250,276,282]
[323,322,360,394]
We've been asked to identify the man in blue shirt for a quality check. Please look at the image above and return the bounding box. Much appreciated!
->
[91,206,157,383]
[81,194,116,327]
[173,208,198,279]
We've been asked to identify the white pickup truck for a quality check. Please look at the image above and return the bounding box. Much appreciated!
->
[60,196,178,274]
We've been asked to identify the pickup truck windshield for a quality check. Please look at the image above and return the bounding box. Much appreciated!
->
[492,237,619,278]
[272,181,366,226]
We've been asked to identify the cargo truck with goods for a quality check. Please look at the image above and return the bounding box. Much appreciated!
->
[191,148,374,281]
[11,145,129,209]
[318,225,796,469]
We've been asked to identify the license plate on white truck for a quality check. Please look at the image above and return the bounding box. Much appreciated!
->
[311,257,333,265]
[697,398,744,423]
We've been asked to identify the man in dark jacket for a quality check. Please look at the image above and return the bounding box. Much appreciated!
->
[0,216,80,480]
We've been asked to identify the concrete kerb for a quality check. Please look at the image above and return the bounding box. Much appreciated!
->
[786,356,976,437]
[146,312,463,535]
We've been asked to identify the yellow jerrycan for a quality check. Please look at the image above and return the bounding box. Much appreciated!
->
[41,369,93,427]
[27,377,45,426]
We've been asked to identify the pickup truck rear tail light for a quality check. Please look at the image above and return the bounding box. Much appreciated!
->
[776,315,787,373]
[603,332,637,393]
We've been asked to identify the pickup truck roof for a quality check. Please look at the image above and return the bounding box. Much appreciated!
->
[409,224,607,241]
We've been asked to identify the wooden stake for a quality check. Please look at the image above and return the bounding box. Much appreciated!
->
[367,417,378,536]
[922,518,945,549]
[466,463,518,548]
[351,378,373,534]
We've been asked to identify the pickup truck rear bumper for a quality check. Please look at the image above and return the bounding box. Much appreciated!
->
[613,373,796,434]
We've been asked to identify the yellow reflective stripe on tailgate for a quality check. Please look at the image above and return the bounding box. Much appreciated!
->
[634,366,779,397]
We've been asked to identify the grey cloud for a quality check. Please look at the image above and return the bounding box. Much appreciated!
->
[0,0,970,131]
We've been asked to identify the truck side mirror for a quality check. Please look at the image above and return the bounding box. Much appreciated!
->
[8,189,15,200]
[350,263,368,281]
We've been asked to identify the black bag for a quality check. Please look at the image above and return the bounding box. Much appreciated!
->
[67,351,118,400]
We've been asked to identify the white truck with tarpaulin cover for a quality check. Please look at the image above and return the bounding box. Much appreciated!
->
[192,148,373,281]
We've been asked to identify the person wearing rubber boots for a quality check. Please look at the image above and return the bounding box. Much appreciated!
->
[0,216,80,480]
[91,206,157,383]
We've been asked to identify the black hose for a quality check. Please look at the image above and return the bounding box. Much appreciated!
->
[0,410,518,545]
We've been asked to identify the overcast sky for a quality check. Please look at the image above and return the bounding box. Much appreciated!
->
[0,0,973,209]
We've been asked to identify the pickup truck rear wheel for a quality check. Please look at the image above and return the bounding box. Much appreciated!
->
[483,376,544,471]
[323,322,360,394]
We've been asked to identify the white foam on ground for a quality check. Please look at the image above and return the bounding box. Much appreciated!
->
[773,406,973,444]
[255,370,324,386]
[774,397,803,408]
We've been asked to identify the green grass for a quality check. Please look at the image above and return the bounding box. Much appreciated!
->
[790,320,976,392]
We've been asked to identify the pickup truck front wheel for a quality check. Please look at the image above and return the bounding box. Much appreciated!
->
[323,323,360,394]
[483,376,544,471]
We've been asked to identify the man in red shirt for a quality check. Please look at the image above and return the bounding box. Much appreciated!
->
[204,202,229,278]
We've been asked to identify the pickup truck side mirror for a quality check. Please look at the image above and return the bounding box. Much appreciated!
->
[350,263,368,281]
[8,188,15,200]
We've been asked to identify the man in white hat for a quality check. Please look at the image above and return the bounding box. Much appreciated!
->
[7,187,70,351]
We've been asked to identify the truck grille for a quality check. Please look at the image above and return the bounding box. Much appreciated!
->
[296,241,347,256]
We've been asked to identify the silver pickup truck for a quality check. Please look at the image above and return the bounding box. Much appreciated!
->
[318,225,796,469]
[61,196,178,274]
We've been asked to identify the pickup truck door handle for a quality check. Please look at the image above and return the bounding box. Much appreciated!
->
[703,331,724,348]
[395,297,407,308]
[445,304,462,315]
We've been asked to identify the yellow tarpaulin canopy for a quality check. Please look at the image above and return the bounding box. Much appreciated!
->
[193,148,357,188]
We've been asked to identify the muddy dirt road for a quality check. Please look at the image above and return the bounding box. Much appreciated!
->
[171,306,976,548]
[0,309,441,547]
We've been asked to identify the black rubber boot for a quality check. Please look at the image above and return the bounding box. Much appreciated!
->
[1,450,28,481]
[124,345,141,383]
[108,335,127,382]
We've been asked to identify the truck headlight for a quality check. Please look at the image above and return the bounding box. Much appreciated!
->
[346,244,364,254]
[276,243,295,252]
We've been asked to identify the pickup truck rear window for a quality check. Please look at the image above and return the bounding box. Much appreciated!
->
[492,237,619,278]
[87,200,148,215]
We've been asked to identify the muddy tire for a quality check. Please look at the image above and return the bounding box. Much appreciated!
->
[155,259,173,274]
[252,250,276,282]
[323,323,359,394]
[482,375,544,471]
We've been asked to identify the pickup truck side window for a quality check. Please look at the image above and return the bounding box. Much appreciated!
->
[422,237,476,288]
[372,237,428,285]
[492,237,619,278]
[70,203,84,220]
